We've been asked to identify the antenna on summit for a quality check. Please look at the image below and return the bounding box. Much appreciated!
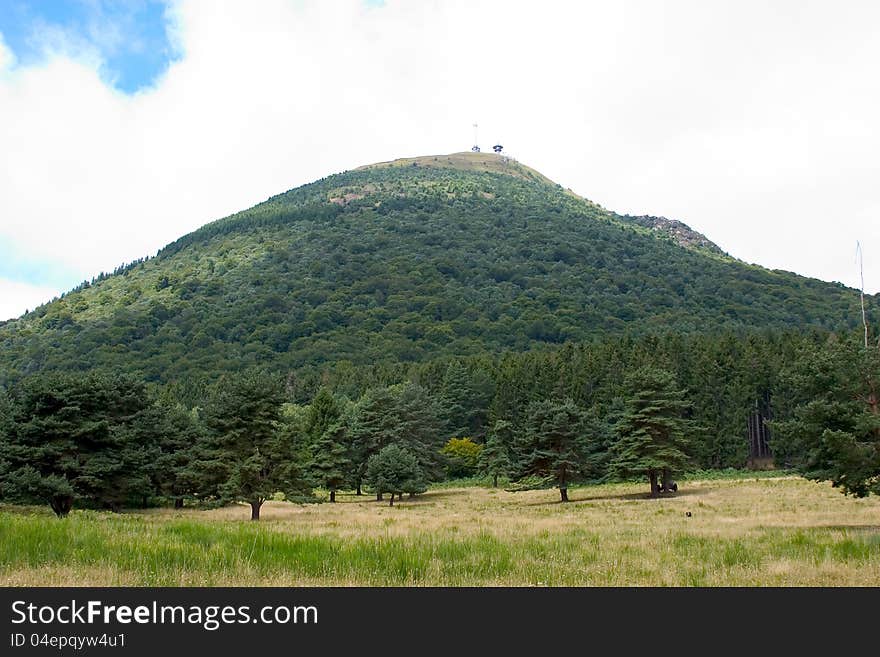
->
[471,123,480,152]
[857,241,869,349]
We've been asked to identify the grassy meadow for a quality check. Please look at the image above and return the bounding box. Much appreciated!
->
[2,473,880,586]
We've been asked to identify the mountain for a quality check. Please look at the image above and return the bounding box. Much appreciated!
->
[0,152,870,387]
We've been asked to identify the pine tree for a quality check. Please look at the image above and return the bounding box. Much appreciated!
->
[517,399,590,502]
[438,360,493,440]
[0,371,156,515]
[393,382,446,481]
[201,371,311,520]
[306,387,341,445]
[350,382,444,498]
[773,336,880,497]
[144,396,203,508]
[609,367,694,497]
[365,443,426,506]
[349,387,399,498]
[477,420,514,487]
[0,391,12,495]
[580,409,615,482]
[310,423,351,502]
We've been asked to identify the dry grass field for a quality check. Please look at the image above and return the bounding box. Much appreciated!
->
[2,474,879,586]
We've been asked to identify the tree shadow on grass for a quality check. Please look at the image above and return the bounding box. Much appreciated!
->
[520,486,711,506]
[414,489,463,500]
[336,489,459,505]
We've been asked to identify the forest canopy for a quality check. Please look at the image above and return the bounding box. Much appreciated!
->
[0,159,872,389]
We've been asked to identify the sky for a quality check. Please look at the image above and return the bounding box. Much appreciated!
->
[0,0,878,321]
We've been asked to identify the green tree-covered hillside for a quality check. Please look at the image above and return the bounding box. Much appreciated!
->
[0,152,872,386]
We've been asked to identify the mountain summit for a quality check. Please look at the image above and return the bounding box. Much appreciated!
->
[355,151,557,185]
[363,152,723,253]
[0,152,866,386]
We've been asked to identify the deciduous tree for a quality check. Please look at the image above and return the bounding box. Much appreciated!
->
[440,437,482,478]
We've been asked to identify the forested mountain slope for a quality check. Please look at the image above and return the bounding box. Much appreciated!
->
[0,152,871,386]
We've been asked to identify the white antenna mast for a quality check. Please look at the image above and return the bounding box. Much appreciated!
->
[857,241,868,349]
[471,123,480,152]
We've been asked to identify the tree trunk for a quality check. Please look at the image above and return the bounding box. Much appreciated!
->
[376,492,383,501]
[50,495,73,518]
[329,489,336,503]
[560,487,569,502]
[356,480,362,496]
[250,500,262,521]
[388,493,394,507]
[661,468,671,493]
[493,473,498,488]
[174,497,184,509]
[649,470,659,498]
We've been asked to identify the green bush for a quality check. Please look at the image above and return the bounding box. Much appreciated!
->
[440,438,483,478]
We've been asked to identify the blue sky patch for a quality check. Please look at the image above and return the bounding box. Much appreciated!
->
[0,0,177,93]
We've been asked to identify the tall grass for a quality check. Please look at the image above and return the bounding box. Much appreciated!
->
[0,512,514,586]
[2,474,879,586]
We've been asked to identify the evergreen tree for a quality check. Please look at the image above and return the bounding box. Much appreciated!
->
[306,387,341,445]
[143,396,203,508]
[349,387,400,498]
[0,372,155,515]
[310,423,351,502]
[438,360,494,440]
[517,399,591,502]
[0,389,13,495]
[365,443,426,506]
[609,367,694,497]
[688,337,747,468]
[580,409,615,482]
[350,382,444,498]
[201,371,311,520]
[773,336,880,497]
[78,372,157,511]
[393,382,446,481]
[278,402,314,473]
[477,420,514,487]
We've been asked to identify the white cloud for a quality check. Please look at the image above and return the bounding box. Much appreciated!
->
[0,0,878,326]
[0,33,13,71]
[0,279,60,321]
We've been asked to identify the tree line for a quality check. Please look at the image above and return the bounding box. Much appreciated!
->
[1,329,877,517]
